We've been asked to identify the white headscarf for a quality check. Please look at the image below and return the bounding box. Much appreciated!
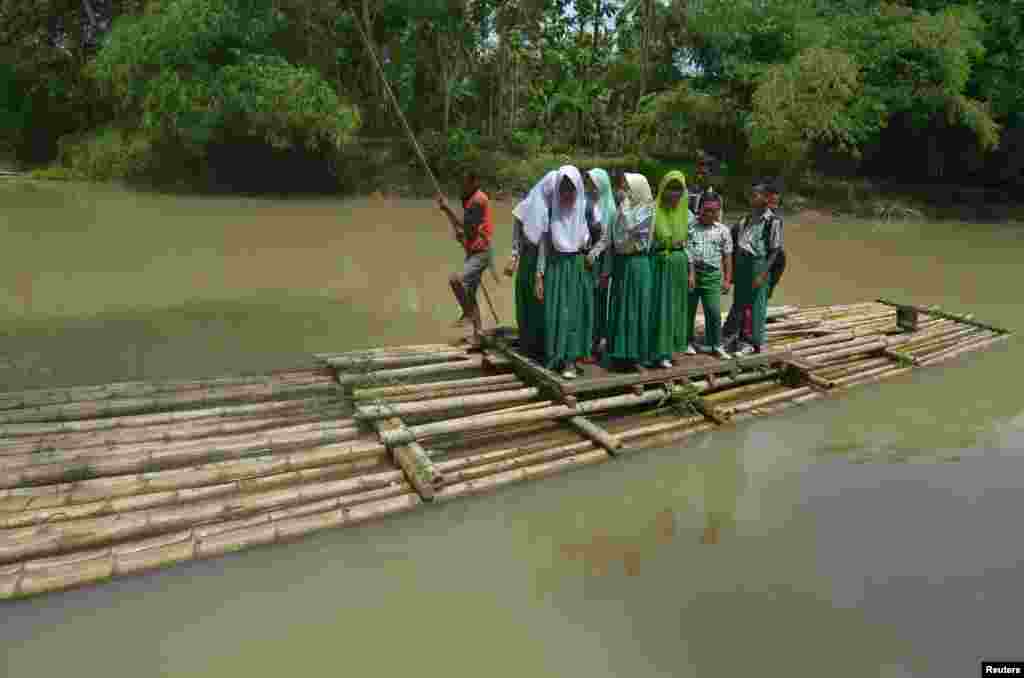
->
[513,170,557,245]
[512,165,589,252]
[624,173,655,227]
[549,165,589,253]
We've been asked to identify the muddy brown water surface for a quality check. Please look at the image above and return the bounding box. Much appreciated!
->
[1,180,1023,677]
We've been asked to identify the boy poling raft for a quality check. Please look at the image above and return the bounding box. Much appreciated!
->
[448,164,788,378]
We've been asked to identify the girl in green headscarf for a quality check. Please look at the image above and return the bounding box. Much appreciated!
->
[649,170,693,368]
[585,168,616,358]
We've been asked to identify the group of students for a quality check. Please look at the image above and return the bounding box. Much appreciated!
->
[439,165,784,381]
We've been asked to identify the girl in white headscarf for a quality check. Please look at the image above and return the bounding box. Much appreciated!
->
[606,173,656,370]
[506,170,558,360]
[516,165,593,379]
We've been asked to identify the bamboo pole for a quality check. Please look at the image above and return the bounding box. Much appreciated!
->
[356,387,540,420]
[0,420,361,472]
[0,397,345,438]
[334,356,486,387]
[353,374,521,400]
[326,350,469,370]
[379,389,670,446]
[917,332,1007,367]
[0,382,340,426]
[0,408,351,456]
[0,454,389,521]
[314,344,458,362]
[0,368,334,411]
[0,434,389,490]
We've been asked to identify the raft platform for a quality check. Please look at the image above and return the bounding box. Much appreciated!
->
[0,299,1011,600]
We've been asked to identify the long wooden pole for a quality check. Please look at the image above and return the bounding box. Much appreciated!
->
[351,13,501,326]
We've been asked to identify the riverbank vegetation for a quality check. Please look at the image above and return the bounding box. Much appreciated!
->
[1,0,1021,210]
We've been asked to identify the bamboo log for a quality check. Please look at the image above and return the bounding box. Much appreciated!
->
[0,409,351,456]
[903,328,991,357]
[775,331,856,352]
[0,382,339,426]
[0,397,345,438]
[356,387,541,420]
[917,332,1007,367]
[0,488,424,599]
[566,416,622,455]
[0,368,334,411]
[314,344,458,362]
[353,375,521,400]
[0,462,419,563]
[375,419,440,501]
[800,339,888,363]
[326,349,469,370]
[0,420,361,472]
[0,454,388,521]
[334,356,486,387]
[720,386,815,416]
[380,389,670,446]
[0,434,388,490]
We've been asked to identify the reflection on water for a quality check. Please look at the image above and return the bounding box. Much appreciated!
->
[1,180,1023,678]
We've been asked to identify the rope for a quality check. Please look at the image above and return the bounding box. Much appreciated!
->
[351,14,501,325]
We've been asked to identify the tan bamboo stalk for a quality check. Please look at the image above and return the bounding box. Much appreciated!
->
[0,368,333,410]
[326,350,469,370]
[0,397,345,438]
[720,386,815,416]
[917,333,1003,366]
[898,326,983,353]
[0,403,348,450]
[0,461,423,563]
[904,329,992,358]
[0,419,361,472]
[0,452,388,519]
[775,331,857,352]
[0,382,340,426]
[314,344,457,362]
[831,365,915,388]
[797,337,888,362]
[0,488,425,600]
[356,387,541,420]
[353,374,522,400]
[816,357,893,380]
[334,356,486,386]
[0,408,352,456]
[366,381,531,406]
[380,389,672,447]
[0,432,388,490]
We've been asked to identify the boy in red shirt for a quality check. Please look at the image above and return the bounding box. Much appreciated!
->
[438,170,493,344]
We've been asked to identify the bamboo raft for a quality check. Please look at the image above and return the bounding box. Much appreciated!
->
[0,299,1011,600]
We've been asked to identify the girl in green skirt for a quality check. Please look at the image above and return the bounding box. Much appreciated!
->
[606,172,655,370]
[649,170,693,368]
[518,166,594,379]
[585,168,615,359]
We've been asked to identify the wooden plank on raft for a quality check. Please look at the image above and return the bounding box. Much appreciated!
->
[567,416,622,456]
[485,334,794,398]
[374,418,441,502]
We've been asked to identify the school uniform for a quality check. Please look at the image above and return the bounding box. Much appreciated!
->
[731,208,784,351]
[606,174,655,367]
[685,218,733,350]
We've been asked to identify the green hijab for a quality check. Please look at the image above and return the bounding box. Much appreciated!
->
[587,168,617,232]
[653,170,691,249]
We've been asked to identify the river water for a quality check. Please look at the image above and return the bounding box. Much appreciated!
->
[1,181,1021,677]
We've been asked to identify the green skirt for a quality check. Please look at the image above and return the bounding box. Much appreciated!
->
[592,251,610,344]
[607,253,652,364]
[733,251,769,347]
[543,251,593,369]
[649,250,689,361]
[514,244,545,360]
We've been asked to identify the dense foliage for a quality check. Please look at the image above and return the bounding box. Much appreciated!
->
[0,0,1020,191]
